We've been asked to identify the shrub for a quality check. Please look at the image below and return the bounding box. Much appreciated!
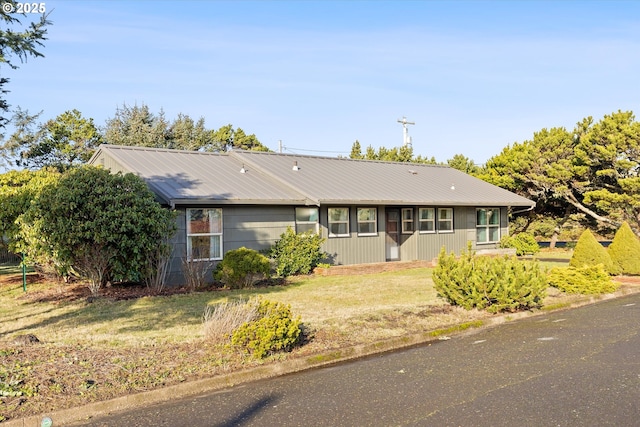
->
[499,232,540,255]
[548,265,618,294]
[433,244,547,313]
[214,247,271,289]
[270,227,326,277]
[182,258,213,291]
[203,299,259,343]
[608,222,640,275]
[230,298,303,359]
[569,229,614,273]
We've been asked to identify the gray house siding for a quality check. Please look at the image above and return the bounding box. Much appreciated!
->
[224,206,294,252]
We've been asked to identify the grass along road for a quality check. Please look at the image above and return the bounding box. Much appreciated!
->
[1,253,637,422]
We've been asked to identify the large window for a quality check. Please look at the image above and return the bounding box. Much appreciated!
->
[402,208,414,233]
[295,207,319,234]
[438,208,453,233]
[419,208,435,233]
[357,208,377,236]
[477,208,500,243]
[328,207,349,237]
[187,208,223,261]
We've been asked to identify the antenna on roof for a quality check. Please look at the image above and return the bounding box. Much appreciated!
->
[397,116,415,147]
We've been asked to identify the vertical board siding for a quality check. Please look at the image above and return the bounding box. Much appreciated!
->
[417,207,473,261]
[224,206,294,252]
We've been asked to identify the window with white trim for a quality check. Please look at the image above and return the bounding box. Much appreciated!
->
[419,208,435,233]
[401,208,414,234]
[357,207,377,236]
[476,208,500,243]
[295,207,319,234]
[437,208,453,233]
[328,207,349,237]
[187,208,223,260]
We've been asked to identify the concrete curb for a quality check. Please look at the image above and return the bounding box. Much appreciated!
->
[6,285,640,427]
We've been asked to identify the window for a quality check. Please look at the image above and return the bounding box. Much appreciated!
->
[477,208,500,243]
[186,208,223,261]
[438,208,453,233]
[419,208,435,233]
[328,207,349,237]
[295,207,319,234]
[401,208,414,234]
[357,208,377,236]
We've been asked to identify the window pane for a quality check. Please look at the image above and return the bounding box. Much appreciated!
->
[329,208,348,221]
[403,222,414,232]
[358,208,375,222]
[439,208,452,220]
[296,207,318,222]
[210,235,221,259]
[488,209,500,225]
[477,209,487,226]
[208,209,222,233]
[189,209,210,233]
[439,220,452,231]
[419,220,434,232]
[330,223,348,235]
[477,228,487,243]
[358,222,375,234]
[489,227,500,242]
[402,209,413,220]
[190,236,211,259]
[297,223,317,234]
[419,208,434,220]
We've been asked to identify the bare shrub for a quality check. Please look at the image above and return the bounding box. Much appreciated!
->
[181,258,213,291]
[203,300,258,343]
[143,244,171,292]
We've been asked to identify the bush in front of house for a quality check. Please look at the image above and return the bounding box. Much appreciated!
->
[214,247,271,289]
[433,244,547,313]
[607,221,640,275]
[270,227,326,277]
[230,298,303,359]
[547,265,618,294]
[499,232,540,256]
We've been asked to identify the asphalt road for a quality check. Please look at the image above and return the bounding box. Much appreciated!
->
[73,293,640,427]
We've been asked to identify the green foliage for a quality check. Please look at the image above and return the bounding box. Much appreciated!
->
[18,166,176,293]
[547,265,618,294]
[214,247,271,289]
[270,227,326,277]
[433,244,547,313]
[348,141,438,164]
[447,154,480,175]
[499,232,540,255]
[230,298,303,359]
[607,221,640,275]
[569,229,614,273]
[2,109,102,170]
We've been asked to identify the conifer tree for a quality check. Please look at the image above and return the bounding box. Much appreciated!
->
[608,221,640,275]
[569,229,614,274]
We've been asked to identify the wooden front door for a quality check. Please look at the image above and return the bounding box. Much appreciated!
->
[385,209,400,261]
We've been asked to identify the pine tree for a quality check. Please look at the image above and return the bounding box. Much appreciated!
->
[608,221,640,275]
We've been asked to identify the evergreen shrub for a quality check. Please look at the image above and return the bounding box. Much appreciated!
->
[270,227,326,277]
[433,244,547,313]
[499,232,540,255]
[214,247,270,289]
[547,265,618,294]
[608,222,640,275]
[569,229,614,273]
[230,298,302,359]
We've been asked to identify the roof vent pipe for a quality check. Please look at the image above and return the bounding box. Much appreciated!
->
[240,164,247,174]
[292,161,300,171]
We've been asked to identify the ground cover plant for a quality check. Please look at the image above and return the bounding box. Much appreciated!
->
[1,251,637,422]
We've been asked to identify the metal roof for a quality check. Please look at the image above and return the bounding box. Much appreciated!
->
[90,145,535,208]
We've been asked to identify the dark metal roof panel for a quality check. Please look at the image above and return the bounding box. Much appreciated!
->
[89,145,311,206]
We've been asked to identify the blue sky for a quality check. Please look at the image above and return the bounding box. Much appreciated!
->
[4,0,640,165]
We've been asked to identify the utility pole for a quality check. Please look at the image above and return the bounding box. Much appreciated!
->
[397,116,415,147]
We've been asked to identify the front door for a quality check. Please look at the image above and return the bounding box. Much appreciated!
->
[385,209,400,261]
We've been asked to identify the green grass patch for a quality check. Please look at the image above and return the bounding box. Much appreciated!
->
[428,320,484,337]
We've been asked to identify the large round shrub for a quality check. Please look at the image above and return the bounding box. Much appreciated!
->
[214,247,270,289]
[20,166,176,293]
[499,232,540,255]
[270,227,326,277]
